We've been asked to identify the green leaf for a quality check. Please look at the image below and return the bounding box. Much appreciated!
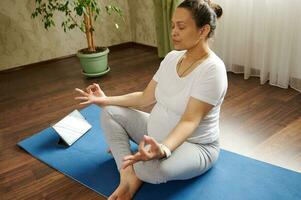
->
[64,1,69,9]
[69,24,76,29]
[96,8,100,14]
[80,23,85,32]
[75,6,83,16]
[31,11,37,18]
[44,22,48,29]
[82,7,87,15]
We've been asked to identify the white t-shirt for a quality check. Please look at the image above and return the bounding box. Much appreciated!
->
[147,50,228,144]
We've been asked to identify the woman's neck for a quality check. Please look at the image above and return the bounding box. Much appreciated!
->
[185,40,210,61]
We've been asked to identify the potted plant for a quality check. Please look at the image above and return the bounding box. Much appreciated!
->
[31,0,123,77]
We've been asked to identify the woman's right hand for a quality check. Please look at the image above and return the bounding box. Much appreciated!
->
[86,83,105,97]
[75,83,108,106]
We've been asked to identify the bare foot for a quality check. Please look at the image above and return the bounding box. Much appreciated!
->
[108,167,143,200]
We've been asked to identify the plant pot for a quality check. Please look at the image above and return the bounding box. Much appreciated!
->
[77,47,110,77]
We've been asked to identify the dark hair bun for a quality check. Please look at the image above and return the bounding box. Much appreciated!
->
[211,3,223,18]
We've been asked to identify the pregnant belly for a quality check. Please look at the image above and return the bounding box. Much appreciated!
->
[147,103,179,142]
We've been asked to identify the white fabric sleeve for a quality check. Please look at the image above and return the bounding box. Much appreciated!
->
[152,51,176,82]
[190,65,226,106]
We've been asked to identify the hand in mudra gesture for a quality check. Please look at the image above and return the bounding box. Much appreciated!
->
[122,135,165,169]
[75,83,107,106]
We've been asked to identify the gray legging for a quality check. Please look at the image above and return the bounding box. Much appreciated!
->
[100,105,220,184]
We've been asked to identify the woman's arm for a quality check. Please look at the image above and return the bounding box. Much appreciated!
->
[104,79,157,108]
[162,97,213,152]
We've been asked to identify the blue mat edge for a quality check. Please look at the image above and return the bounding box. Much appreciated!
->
[218,149,300,174]
[18,139,108,198]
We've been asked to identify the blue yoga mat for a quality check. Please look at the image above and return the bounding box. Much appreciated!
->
[18,104,301,200]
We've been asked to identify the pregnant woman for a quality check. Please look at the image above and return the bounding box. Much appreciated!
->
[75,0,227,199]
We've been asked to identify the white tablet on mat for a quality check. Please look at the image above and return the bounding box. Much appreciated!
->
[51,110,92,146]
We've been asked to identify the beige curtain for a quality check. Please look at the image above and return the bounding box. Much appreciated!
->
[212,0,301,92]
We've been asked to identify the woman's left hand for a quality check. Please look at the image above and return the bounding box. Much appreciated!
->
[122,135,165,169]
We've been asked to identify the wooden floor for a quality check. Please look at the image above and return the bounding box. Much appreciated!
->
[0,44,300,199]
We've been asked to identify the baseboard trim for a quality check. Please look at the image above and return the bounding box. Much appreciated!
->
[0,42,157,73]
